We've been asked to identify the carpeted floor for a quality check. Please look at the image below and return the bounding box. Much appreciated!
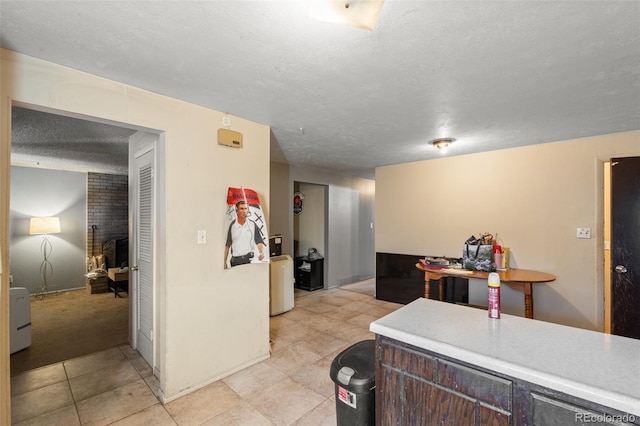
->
[10,288,129,376]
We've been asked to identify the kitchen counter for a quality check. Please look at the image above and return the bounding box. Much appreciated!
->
[370,298,640,419]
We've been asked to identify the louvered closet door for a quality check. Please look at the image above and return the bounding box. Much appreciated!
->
[135,148,154,367]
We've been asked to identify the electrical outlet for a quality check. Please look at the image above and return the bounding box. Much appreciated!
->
[9,275,13,284]
[577,227,591,239]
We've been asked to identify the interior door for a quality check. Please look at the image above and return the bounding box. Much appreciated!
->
[133,147,155,365]
[610,156,640,339]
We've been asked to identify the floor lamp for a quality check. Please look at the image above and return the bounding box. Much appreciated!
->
[29,217,61,298]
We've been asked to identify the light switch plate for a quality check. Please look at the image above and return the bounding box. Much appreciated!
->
[197,230,207,244]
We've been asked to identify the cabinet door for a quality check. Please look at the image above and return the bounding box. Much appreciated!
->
[532,394,636,426]
[309,258,323,289]
[404,375,477,425]
[376,363,402,425]
[437,360,512,414]
[404,375,510,426]
[296,269,309,288]
[377,337,512,426]
[294,258,310,289]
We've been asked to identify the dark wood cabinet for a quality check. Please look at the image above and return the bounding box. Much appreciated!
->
[375,335,638,425]
[295,256,323,291]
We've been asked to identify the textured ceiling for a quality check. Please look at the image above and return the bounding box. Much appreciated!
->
[2,1,639,178]
[11,107,136,175]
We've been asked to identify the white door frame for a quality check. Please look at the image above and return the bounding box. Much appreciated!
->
[129,132,160,377]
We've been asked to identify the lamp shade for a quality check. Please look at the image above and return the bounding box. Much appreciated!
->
[29,217,61,235]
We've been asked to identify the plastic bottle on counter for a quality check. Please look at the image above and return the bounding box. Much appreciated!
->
[502,247,510,270]
[488,272,501,319]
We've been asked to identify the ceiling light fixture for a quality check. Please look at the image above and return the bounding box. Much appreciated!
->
[430,138,456,153]
[307,0,385,30]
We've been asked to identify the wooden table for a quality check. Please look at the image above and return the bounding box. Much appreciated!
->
[416,263,555,319]
[107,268,129,298]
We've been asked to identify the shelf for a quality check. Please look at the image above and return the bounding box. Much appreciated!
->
[295,256,324,291]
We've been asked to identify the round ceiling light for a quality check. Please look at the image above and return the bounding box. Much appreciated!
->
[430,138,456,152]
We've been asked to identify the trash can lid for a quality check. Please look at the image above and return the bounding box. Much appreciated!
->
[329,340,376,393]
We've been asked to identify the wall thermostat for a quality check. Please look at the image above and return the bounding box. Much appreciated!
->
[218,128,243,148]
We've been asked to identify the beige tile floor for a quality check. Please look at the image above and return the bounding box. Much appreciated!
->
[11,279,402,425]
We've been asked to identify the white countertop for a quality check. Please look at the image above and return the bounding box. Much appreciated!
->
[370,298,640,417]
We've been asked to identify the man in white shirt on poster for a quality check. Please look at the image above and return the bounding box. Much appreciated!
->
[224,200,265,268]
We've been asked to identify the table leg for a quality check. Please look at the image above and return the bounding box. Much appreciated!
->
[424,278,431,300]
[524,282,533,319]
[424,272,445,301]
[111,279,118,298]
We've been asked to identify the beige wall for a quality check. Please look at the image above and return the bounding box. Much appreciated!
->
[376,131,639,331]
[0,49,271,417]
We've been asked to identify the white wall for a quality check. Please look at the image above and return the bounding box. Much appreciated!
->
[376,131,640,331]
[0,49,271,408]
[10,167,86,294]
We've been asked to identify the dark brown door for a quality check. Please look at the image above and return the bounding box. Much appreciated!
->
[611,156,640,339]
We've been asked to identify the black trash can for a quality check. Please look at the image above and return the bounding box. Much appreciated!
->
[329,339,376,425]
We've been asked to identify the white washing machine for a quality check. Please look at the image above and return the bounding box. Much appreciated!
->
[269,255,294,316]
[10,287,32,354]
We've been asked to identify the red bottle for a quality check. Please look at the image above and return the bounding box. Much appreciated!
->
[493,244,503,271]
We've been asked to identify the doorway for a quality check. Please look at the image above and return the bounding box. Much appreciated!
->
[8,104,161,376]
[293,181,328,289]
[607,157,640,339]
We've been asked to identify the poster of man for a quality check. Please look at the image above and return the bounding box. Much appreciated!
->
[224,187,269,268]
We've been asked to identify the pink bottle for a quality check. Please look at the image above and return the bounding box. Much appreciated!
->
[488,272,501,319]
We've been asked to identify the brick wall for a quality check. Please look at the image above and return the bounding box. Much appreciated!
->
[87,173,128,257]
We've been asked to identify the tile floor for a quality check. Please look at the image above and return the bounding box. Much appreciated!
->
[10,279,402,425]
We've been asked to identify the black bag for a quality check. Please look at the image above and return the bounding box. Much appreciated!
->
[462,235,495,272]
[308,248,323,260]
